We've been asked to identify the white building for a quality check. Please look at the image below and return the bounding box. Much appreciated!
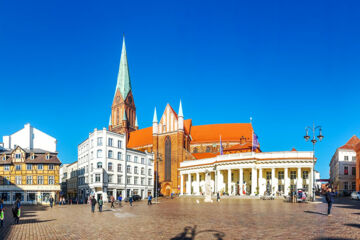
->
[179,150,315,197]
[75,128,154,202]
[3,123,57,152]
[330,135,358,194]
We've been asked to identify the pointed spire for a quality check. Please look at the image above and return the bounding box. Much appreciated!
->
[123,111,127,121]
[109,114,112,126]
[153,107,158,123]
[114,35,132,99]
[178,100,183,117]
[135,115,138,127]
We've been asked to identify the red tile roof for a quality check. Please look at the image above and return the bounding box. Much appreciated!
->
[224,142,252,151]
[192,152,219,159]
[191,123,253,144]
[339,135,360,150]
[127,127,153,148]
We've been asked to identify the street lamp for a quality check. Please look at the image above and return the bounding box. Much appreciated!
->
[155,152,163,203]
[304,122,324,202]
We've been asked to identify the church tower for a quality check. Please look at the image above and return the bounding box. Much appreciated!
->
[109,35,136,139]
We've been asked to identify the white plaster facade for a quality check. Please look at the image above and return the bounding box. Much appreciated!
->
[3,123,57,152]
[179,151,315,197]
[330,149,357,194]
[75,128,154,202]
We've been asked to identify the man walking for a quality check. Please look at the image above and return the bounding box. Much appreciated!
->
[129,196,133,207]
[49,196,54,208]
[148,194,152,205]
[90,196,96,213]
[98,196,103,212]
[118,195,122,207]
[110,195,115,208]
[0,198,4,227]
[12,198,21,224]
[326,187,336,216]
[217,192,220,202]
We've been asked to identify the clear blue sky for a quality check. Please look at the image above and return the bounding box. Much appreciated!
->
[1,0,360,178]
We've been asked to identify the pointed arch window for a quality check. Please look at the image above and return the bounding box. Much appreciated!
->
[165,136,171,181]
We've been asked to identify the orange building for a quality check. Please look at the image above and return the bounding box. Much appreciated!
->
[109,37,260,196]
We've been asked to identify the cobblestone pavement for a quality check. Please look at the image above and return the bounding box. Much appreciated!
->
[0,197,359,240]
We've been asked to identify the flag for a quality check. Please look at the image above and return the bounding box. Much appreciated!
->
[220,135,223,155]
[252,133,259,151]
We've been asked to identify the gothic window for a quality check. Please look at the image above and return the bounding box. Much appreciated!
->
[165,136,171,181]
[193,147,198,153]
[116,109,119,125]
[206,146,211,152]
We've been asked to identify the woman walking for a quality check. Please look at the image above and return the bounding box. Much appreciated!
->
[12,198,21,224]
[0,198,4,227]
[98,196,103,212]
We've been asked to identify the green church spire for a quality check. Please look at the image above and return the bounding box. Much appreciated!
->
[115,35,132,99]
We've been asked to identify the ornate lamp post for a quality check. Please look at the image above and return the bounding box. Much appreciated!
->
[304,122,324,202]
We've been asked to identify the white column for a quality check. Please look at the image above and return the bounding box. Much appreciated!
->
[196,172,200,195]
[239,168,243,196]
[180,174,184,195]
[284,168,289,196]
[297,168,302,190]
[216,170,220,193]
[251,167,257,196]
[258,168,263,196]
[271,168,276,194]
[188,173,192,195]
[228,169,232,195]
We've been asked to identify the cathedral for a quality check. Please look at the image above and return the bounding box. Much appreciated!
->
[109,37,260,196]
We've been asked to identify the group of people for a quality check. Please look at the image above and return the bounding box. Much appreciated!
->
[0,198,21,227]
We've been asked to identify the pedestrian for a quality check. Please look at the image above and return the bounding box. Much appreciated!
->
[217,192,220,202]
[90,196,96,213]
[12,198,21,224]
[129,196,133,207]
[98,196,103,212]
[148,194,152,205]
[110,195,115,208]
[0,198,4,228]
[49,196,54,208]
[326,187,336,216]
[118,195,122,207]
[171,192,173,199]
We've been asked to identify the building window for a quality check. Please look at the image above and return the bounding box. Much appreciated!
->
[91,151,93,159]
[127,155,131,162]
[302,171,309,179]
[344,156,349,161]
[134,156,138,163]
[108,138,113,147]
[26,176,33,184]
[97,137,103,146]
[15,176,22,185]
[148,178,152,186]
[108,162,113,171]
[141,177,145,185]
[38,164,43,170]
[48,176,55,184]
[117,175,122,184]
[134,177,138,185]
[15,165,21,171]
[165,136,171,181]
[97,162,102,169]
[46,155,50,160]
[193,147,198,153]
[91,163,93,171]
[205,146,210,152]
[15,153,21,159]
[4,165,10,171]
[49,164,54,170]
[118,140,122,149]
[344,182,348,190]
[148,169,152,176]
[117,152,122,160]
[26,164,32,170]
[31,155,35,160]
[127,176,131,184]
[278,171,284,180]
[4,176,10,185]
[108,174,113,183]
[37,176,44,184]
[134,166,138,174]
[97,149,102,158]
[118,164,122,172]
[141,167,145,175]
[95,174,100,182]
[2,156,5,161]
[278,185,284,193]
[352,182,356,190]
[344,166,348,175]
[290,171,296,180]
[266,172,271,180]
[352,167,356,176]
[141,158,145,164]
[352,156,356,161]
[127,165,131,173]
[108,150,113,159]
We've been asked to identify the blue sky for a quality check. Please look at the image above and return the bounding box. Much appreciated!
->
[1,0,360,178]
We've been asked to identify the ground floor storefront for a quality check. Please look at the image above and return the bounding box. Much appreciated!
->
[0,189,60,205]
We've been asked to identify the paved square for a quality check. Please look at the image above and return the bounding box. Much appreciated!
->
[0,197,359,239]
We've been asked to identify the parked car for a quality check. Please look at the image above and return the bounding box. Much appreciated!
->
[350,191,360,200]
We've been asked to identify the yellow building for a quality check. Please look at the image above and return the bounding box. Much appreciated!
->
[0,146,61,204]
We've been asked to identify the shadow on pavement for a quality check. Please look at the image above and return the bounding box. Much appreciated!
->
[304,210,326,216]
[170,225,225,240]
[314,238,354,240]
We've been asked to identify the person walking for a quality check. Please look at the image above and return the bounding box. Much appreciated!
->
[12,198,21,224]
[129,196,133,207]
[217,192,220,202]
[118,195,122,207]
[49,196,54,208]
[98,196,103,212]
[0,199,4,228]
[110,195,115,208]
[148,195,152,205]
[326,187,336,216]
[90,196,96,213]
